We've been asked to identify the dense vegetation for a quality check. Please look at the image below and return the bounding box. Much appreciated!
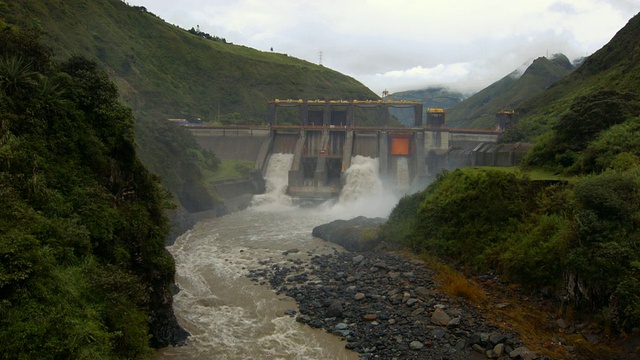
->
[382,165,640,332]
[383,13,640,334]
[0,25,185,358]
[444,54,574,129]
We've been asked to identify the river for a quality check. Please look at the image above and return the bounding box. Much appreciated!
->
[157,154,402,359]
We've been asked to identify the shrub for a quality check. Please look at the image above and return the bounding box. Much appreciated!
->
[565,170,640,331]
[412,168,533,268]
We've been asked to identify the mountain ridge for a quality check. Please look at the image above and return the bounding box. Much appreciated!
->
[445,54,574,129]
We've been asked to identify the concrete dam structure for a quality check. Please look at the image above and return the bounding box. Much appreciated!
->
[187,100,526,202]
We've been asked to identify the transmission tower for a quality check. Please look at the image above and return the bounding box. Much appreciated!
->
[318,51,323,65]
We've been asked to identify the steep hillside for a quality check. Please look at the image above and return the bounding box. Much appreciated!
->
[516,12,640,174]
[516,12,640,138]
[3,0,377,121]
[445,54,573,129]
[0,25,186,357]
[386,87,464,126]
[1,0,378,214]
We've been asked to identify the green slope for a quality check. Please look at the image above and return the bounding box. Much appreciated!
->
[447,54,572,129]
[0,26,186,356]
[1,0,378,212]
[445,54,573,129]
[516,12,640,137]
[3,0,377,121]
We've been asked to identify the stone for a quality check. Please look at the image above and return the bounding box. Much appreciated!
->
[354,292,366,301]
[431,307,451,326]
[510,346,538,360]
[409,340,424,350]
[415,286,430,298]
[489,332,507,346]
[431,329,446,339]
[353,255,365,264]
[363,314,378,321]
[311,217,385,252]
[402,292,411,303]
[335,323,349,330]
[411,307,425,316]
[487,343,504,358]
[326,300,343,317]
[406,298,419,306]
[447,317,461,328]
[282,248,300,255]
[556,318,569,329]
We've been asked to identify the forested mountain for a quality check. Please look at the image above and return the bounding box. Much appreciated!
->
[1,0,378,212]
[444,54,574,129]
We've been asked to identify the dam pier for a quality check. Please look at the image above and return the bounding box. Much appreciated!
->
[186,100,529,202]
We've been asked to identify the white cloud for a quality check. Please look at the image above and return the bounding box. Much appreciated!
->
[129,0,639,95]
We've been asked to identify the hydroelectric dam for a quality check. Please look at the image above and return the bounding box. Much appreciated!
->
[185,100,530,202]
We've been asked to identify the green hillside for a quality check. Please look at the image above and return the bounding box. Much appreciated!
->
[445,54,573,129]
[515,12,640,140]
[382,12,640,348]
[3,0,377,121]
[386,87,464,126]
[1,0,378,213]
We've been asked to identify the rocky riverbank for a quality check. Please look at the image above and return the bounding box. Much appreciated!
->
[248,250,543,359]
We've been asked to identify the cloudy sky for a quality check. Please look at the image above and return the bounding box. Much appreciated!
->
[129,0,639,96]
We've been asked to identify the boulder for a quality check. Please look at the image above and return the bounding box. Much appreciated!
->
[311,216,386,252]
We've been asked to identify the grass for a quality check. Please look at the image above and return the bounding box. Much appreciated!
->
[2,0,378,122]
[205,160,254,181]
[416,252,487,305]
[407,250,621,359]
[469,166,575,181]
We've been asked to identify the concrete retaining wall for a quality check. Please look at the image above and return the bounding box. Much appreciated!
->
[427,142,532,176]
[190,128,269,162]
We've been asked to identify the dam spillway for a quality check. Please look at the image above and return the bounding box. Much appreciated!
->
[185,99,528,202]
[189,125,440,202]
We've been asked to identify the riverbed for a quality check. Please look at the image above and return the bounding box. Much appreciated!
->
[157,154,401,359]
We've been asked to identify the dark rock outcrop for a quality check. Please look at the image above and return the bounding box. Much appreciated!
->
[311,216,386,252]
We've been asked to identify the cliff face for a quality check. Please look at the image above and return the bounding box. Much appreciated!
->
[0,25,186,356]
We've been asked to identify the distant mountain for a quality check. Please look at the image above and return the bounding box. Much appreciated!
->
[385,87,465,126]
[445,54,574,129]
[517,12,640,138]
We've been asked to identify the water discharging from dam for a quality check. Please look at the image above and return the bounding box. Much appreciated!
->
[157,154,399,360]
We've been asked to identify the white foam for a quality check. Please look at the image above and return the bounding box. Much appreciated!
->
[251,153,294,209]
[330,155,399,218]
[396,156,410,192]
